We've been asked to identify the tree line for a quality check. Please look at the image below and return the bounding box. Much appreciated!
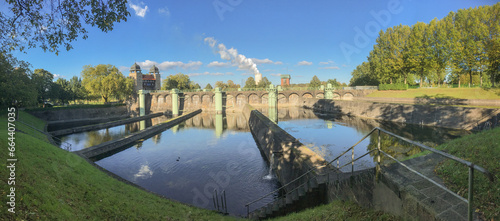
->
[350,3,500,88]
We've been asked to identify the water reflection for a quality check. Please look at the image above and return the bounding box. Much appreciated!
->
[94,112,280,216]
[272,107,471,171]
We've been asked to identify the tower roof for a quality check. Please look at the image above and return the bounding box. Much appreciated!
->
[149,65,159,74]
[130,63,141,72]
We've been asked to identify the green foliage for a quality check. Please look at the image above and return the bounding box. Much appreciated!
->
[0,53,37,107]
[161,73,192,90]
[326,78,342,88]
[359,3,500,88]
[349,62,379,86]
[81,64,132,103]
[204,83,213,90]
[1,0,130,54]
[309,75,321,88]
[257,76,272,88]
[215,81,227,90]
[32,69,54,103]
[244,77,256,88]
[226,80,240,89]
[379,83,408,90]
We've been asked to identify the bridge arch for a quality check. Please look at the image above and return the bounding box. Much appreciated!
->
[261,93,268,104]
[236,93,247,106]
[288,93,300,104]
[302,92,313,99]
[333,92,341,100]
[316,93,324,99]
[248,93,260,104]
[343,92,354,100]
[278,93,287,104]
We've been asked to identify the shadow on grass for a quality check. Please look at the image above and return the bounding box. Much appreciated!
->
[414,94,468,106]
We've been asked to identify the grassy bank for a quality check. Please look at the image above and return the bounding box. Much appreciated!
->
[366,88,500,100]
[0,111,233,220]
[434,127,500,220]
[1,111,396,220]
[272,201,395,221]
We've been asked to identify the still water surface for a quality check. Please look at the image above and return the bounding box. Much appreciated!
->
[57,108,470,215]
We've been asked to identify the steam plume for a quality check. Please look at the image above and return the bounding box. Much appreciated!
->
[204,37,260,76]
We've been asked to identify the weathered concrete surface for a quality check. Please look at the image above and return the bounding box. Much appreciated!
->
[246,104,337,193]
[75,109,201,159]
[28,106,129,121]
[302,99,500,131]
[355,96,500,107]
[50,112,164,136]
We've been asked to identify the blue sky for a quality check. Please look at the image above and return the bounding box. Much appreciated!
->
[10,0,498,87]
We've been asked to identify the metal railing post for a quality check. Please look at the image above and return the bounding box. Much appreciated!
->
[351,146,354,176]
[468,165,474,221]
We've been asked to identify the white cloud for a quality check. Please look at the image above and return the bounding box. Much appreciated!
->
[130,2,148,17]
[135,60,203,71]
[297,61,312,66]
[187,72,233,77]
[250,58,283,65]
[207,61,232,68]
[134,165,153,179]
[319,66,340,70]
[319,60,335,65]
[158,7,170,16]
[270,73,282,77]
[53,74,62,79]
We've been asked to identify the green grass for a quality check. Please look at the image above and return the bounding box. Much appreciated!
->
[271,201,396,221]
[0,111,234,220]
[366,88,500,100]
[0,110,396,220]
[434,127,500,220]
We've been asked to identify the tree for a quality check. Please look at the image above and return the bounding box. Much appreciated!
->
[215,81,227,90]
[52,78,72,104]
[0,53,37,107]
[204,83,213,90]
[1,0,130,54]
[190,83,201,90]
[162,73,192,90]
[349,62,379,86]
[32,69,54,103]
[257,77,271,88]
[69,76,86,102]
[81,64,131,103]
[326,79,341,88]
[309,75,321,88]
[244,77,256,89]
[227,80,239,88]
[407,22,432,87]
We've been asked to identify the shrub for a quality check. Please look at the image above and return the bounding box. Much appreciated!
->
[379,83,408,90]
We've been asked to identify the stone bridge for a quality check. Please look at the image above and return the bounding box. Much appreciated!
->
[132,88,375,114]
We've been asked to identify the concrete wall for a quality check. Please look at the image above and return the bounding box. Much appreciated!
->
[246,104,337,192]
[302,98,500,131]
[29,106,129,122]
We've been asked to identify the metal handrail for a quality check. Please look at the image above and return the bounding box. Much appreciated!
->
[245,127,493,220]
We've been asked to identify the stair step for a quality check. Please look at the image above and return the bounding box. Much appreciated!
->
[292,189,299,201]
[272,200,280,212]
[258,208,267,218]
[309,177,319,189]
[298,186,306,197]
[285,193,294,205]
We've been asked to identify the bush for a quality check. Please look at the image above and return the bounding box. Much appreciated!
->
[379,83,408,90]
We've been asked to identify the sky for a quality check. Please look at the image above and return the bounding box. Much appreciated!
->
[8,0,498,87]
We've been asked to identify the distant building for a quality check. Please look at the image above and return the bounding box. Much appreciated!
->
[281,74,291,86]
[129,63,161,91]
[255,72,262,85]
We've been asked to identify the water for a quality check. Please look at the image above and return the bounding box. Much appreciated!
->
[271,107,471,172]
[93,112,279,216]
[55,108,470,215]
[57,116,168,151]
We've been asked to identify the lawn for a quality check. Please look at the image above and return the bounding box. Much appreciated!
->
[366,88,500,100]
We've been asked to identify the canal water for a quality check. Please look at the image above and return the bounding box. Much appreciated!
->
[265,107,470,172]
[56,108,470,215]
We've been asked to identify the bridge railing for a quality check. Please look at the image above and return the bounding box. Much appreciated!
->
[245,127,493,220]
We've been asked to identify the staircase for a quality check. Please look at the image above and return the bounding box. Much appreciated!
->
[247,169,374,220]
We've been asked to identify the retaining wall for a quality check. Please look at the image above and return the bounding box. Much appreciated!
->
[75,109,201,159]
[302,98,500,131]
[246,104,337,192]
[28,106,129,121]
